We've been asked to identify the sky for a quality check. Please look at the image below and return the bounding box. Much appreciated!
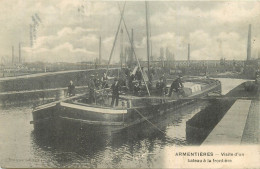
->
[0,0,259,63]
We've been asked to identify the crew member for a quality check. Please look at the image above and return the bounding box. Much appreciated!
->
[135,68,142,81]
[94,73,101,89]
[88,75,96,104]
[168,75,183,97]
[125,67,130,78]
[111,78,120,107]
[161,73,167,88]
[67,80,75,96]
[128,73,135,91]
[133,81,141,95]
[255,69,260,84]
[101,72,108,88]
[156,78,165,96]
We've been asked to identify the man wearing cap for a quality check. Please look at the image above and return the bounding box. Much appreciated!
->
[156,77,165,96]
[169,75,183,97]
[88,75,96,104]
[111,78,120,107]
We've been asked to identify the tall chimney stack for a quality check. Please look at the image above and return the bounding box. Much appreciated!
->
[12,46,14,65]
[19,43,21,64]
[99,36,101,64]
[247,24,251,61]
[188,43,190,61]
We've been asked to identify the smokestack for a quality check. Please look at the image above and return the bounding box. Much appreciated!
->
[247,24,251,61]
[99,36,101,64]
[12,46,14,65]
[19,43,21,64]
[150,42,153,62]
[188,43,190,61]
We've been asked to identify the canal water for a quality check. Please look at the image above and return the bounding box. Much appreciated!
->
[0,78,246,168]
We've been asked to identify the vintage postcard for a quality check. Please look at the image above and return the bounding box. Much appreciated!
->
[0,0,259,168]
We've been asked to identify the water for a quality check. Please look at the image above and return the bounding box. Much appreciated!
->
[0,78,246,168]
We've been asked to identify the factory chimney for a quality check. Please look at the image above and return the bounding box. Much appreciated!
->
[12,46,14,65]
[99,36,101,65]
[247,24,251,61]
[188,44,190,61]
[19,43,22,64]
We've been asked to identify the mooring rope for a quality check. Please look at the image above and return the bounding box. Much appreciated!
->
[134,108,166,135]
[133,108,182,144]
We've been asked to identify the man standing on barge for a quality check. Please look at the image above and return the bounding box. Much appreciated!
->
[169,75,184,97]
[88,75,96,104]
[67,80,75,96]
[111,78,120,107]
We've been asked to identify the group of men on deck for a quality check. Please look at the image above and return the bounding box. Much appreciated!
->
[155,74,183,97]
[66,68,184,107]
[66,72,119,107]
[87,73,113,105]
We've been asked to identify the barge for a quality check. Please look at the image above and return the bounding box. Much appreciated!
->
[31,78,221,133]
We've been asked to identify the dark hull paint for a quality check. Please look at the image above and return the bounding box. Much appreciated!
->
[31,79,221,133]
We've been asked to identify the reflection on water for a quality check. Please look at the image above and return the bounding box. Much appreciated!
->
[0,78,246,167]
[0,100,208,168]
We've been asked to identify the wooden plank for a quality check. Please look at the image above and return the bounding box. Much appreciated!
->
[202,99,251,145]
[60,102,127,114]
[59,116,124,126]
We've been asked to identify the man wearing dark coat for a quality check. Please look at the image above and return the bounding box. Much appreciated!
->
[88,75,96,104]
[101,72,109,88]
[168,75,183,97]
[67,80,75,96]
[111,78,120,107]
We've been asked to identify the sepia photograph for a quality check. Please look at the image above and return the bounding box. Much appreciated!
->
[0,0,259,168]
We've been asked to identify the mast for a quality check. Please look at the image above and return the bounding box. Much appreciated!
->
[247,24,251,61]
[130,28,134,67]
[124,47,127,66]
[120,28,124,69]
[117,2,151,96]
[145,1,150,76]
[149,4,153,64]
[105,2,126,75]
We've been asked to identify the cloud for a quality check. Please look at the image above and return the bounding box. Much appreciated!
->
[210,2,260,24]
[190,30,211,49]
[190,31,247,60]
[57,27,97,37]
[0,1,259,63]
[24,42,97,63]
[150,1,260,28]
[21,25,100,63]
